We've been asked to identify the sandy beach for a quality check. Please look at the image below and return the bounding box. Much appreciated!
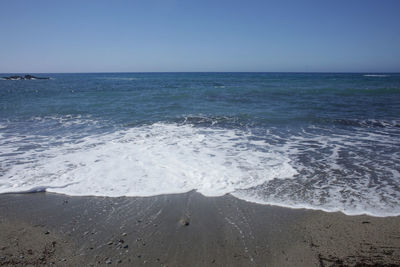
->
[0,191,399,266]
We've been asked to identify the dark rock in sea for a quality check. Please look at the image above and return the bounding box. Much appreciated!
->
[2,74,50,80]
[2,75,22,80]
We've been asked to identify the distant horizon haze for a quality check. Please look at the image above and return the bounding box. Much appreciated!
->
[1,71,400,75]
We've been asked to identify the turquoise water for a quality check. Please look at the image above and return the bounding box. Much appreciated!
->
[1,73,399,216]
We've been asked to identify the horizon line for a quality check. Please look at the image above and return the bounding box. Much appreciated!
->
[1,71,399,74]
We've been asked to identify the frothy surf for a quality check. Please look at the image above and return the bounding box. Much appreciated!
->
[0,123,296,197]
[233,128,400,217]
[1,121,399,217]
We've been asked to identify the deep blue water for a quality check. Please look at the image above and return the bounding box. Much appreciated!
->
[1,73,399,216]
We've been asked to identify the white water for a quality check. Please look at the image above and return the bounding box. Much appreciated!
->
[1,121,399,217]
[363,74,389,77]
[0,123,296,197]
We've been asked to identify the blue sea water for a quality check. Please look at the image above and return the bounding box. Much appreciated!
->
[0,72,399,216]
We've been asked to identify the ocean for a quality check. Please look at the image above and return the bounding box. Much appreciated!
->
[0,72,399,216]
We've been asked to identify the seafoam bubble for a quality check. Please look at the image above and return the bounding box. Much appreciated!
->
[1,121,399,217]
[233,126,400,217]
[0,123,297,197]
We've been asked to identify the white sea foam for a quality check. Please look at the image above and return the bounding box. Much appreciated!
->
[28,114,99,128]
[1,121,399,216]
[233,127,400,217]
[363,74,389,77]
[0,123,297,197]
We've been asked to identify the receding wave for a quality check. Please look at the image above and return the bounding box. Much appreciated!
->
[1,120,399,216]
[0,122,296,197]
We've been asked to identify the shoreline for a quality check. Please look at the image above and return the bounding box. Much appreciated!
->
[1,191,399,266]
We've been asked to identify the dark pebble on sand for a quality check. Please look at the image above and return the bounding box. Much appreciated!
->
[44,231,50,235]
[179,218,190,226]
[123,244,129,249]
[362,221,371,224]
[105,258,112,264]
[107,241,113,245]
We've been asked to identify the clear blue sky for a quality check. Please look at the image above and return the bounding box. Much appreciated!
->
[1,0,399,73]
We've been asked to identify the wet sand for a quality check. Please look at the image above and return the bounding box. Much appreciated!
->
[0,191,399,266]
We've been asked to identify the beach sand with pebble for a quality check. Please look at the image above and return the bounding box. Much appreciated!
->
[1,191,399,266]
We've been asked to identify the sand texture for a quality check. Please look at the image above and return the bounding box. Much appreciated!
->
[0,191,399,266]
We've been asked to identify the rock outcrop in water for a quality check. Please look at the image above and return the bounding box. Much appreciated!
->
[2,75,50,80]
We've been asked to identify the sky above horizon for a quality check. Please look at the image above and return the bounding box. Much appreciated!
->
[1,0,399,73]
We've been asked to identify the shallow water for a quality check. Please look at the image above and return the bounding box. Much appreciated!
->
[1,72,399,216]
